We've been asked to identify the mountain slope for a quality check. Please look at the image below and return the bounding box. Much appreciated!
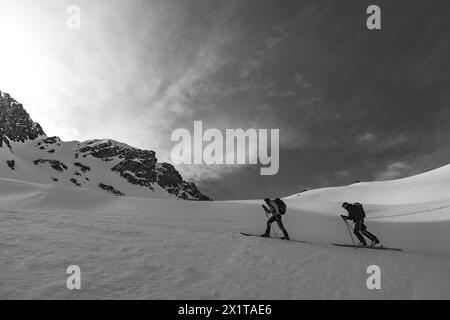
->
[0,91,210,200]
[1,171,450,299]
[288,164,450,205]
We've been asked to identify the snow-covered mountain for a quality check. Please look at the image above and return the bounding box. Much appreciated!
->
[1,163,450,299]
[0,91,210,200]
[2,90,450,299]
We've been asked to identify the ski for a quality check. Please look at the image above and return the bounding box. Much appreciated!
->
[241,232,307,243]
[333,243,402,251]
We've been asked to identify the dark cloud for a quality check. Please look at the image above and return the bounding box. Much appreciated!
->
[186,0,450,199]
[3,0,449,200]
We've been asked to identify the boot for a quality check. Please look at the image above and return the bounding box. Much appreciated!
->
[261,224,271,238]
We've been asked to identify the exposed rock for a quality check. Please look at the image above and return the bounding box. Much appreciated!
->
[111,159,156,190]
[1,136,12,151]
[0,91,45,148]
[77,140,211,199]
[42,136,61,145]
[156,163,211,201]
[78,140,156,162]
[70,178,81,186]
[33,159,68,172]
[7,160,15,170]
[77,141,211,200]
[98,183,125,196]
[74,162,91,173]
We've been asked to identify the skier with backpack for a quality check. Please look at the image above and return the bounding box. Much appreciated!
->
[261,198,290,240]
[340,202,380,247]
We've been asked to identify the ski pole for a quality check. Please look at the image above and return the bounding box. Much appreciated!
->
[342,216,356,247]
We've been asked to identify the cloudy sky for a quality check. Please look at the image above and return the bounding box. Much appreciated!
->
[0,0,449,200]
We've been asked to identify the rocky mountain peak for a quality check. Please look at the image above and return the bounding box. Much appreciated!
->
[0,91,211,201]
[0,91,46,148]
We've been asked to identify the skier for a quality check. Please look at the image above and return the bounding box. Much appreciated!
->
[261,198,290,240]
[341,202,380,247]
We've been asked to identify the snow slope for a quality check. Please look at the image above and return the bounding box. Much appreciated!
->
[288,164,450,205]
[1,165,450,299]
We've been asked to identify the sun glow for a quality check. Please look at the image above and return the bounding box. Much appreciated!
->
[0,2,68,139]
[0,9,52,99]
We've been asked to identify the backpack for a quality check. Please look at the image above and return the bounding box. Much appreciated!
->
[352,202,366,219]
[274,198,287,215]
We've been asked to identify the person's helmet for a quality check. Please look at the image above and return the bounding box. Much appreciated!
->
[342,202,349,208]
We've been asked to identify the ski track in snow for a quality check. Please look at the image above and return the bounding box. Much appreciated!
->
[2,163,450,299]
